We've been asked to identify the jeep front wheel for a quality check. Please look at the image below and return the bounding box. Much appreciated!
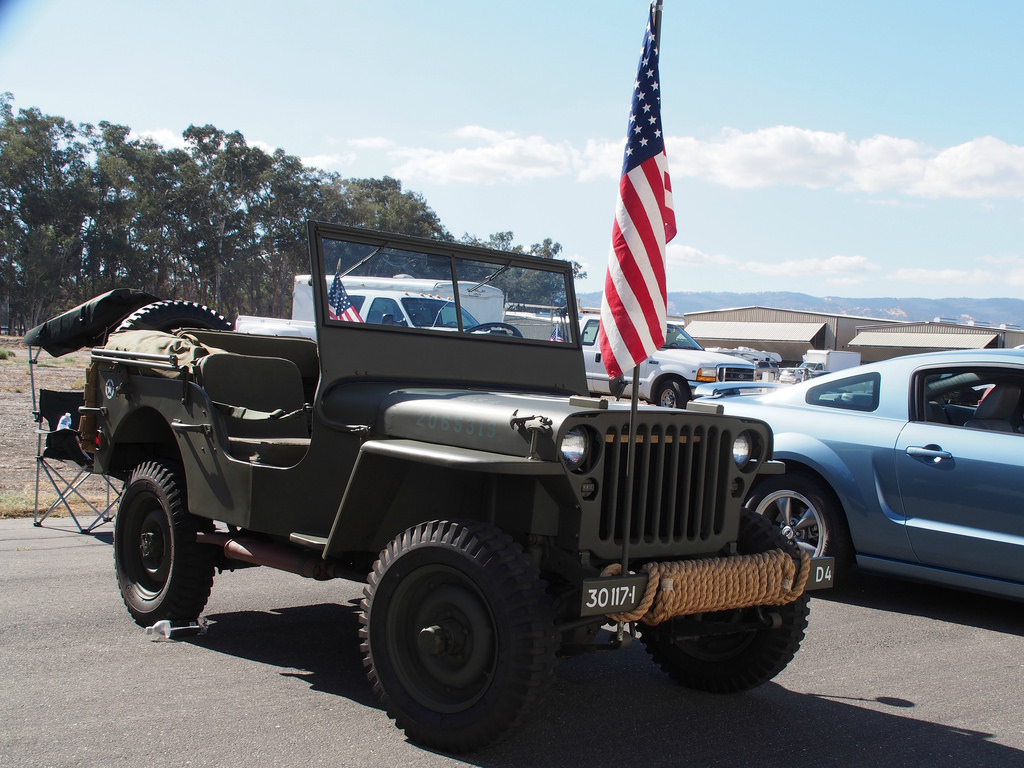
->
[360,520,555,753]
[113,460,214,626]
[639,509,810,693]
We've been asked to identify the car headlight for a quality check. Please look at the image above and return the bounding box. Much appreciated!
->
[560,426,590,472]
[732,431,754,468]
[696,366,718,382]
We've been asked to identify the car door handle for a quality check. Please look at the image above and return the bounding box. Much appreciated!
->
[906,445,952,462]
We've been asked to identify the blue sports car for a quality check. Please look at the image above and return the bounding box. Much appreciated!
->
[700,349,1024,600]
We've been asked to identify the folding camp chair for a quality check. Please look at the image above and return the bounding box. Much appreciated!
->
[32,386,122,533]
[22,289,157,533]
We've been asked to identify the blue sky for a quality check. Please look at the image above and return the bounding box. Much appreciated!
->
[1,0,1022,300]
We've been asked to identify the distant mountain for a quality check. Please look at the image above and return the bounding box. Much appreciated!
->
[576,291,1024,330]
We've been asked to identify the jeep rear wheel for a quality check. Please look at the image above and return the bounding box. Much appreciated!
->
[113,461,214,626]
[640,509,810,693]
[360,520,555,753]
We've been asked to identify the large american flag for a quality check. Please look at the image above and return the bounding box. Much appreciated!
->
[598,1,676,380]
[328,269,363,322]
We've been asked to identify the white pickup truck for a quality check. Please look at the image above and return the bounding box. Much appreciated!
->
[579,314,756,408]
[235,274,505,339]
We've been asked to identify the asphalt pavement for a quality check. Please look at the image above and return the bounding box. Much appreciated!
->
[2,517,1022,768]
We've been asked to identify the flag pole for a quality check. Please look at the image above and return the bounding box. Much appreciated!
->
[619,0,665,579]
[619,364,641,576]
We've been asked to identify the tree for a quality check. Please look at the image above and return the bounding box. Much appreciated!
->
[0,95,92,327]
[339,176,450,240]
[456,231,585,308]
[0,97,576,332]
[459,231,587,281]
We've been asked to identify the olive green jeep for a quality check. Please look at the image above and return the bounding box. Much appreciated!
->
[78,223,830,752]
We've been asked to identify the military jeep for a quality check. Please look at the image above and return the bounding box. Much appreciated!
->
[81,222,830,752]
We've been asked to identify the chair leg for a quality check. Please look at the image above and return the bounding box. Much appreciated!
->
[35,458,122,533]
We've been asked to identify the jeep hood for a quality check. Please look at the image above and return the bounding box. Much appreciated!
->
[378,389,598,462]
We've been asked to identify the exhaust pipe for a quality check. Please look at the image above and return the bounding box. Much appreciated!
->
[197,532,340,580]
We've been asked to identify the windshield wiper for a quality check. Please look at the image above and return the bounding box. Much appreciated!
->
[338,245,385,279]
[468,263,510,292]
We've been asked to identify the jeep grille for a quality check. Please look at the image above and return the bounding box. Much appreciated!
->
[598,421,730,551]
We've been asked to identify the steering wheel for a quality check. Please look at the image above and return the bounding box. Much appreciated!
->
[465,322,524,338]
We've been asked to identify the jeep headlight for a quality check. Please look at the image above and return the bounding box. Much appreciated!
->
[560,426,590,472]
[696,366,718,382]
[731,431,758,469]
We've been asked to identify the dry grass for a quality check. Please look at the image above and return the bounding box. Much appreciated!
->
[0,336,102,517]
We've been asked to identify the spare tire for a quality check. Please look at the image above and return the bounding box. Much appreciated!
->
[115,300,231,334]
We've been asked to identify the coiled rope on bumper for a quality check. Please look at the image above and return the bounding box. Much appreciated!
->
[600,548,811,625]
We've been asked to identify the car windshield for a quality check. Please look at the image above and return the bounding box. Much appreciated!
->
[402,297,479,328]
[661,324,703,351]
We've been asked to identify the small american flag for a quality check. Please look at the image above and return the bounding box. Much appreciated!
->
[328,270,363,322]
[597,1,676,380]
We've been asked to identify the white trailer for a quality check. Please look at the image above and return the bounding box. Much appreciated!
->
[800,349,861,377]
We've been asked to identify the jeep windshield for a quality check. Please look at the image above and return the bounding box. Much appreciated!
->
[318,232,576,343]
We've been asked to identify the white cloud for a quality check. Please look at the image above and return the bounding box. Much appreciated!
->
[576,138,623,182]
[134,130,288,162]
[670,127,854,189]
[885,254,1024,291]
[249,139,275,155]
[667,243,734,267]
[453,126,515,142]
[667,127,1024,199]
[911,136,1024,199]
[665,248,881,289]
[301,152,356,170]
[744,254,879,281]
[389,127,574,184]
[887,267,994,286]
[134,129,186,150]
[320,124,1024,199]
[848,135,928,193]
[348,136,396,150]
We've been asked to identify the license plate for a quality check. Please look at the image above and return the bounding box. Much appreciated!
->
[579,574,648,617]
[806,556,835,590]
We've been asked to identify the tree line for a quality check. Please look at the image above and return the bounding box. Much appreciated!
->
[0,94,583,334]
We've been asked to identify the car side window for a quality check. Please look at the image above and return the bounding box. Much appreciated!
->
[581,319,600,346]
[805,372,880,412]
[365,297,404,326]
[917,368,1024,432]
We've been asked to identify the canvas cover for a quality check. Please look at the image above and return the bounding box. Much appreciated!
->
[102,330,222,377]
[22,289,159,357]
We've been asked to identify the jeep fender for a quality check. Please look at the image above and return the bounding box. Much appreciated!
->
[323,438,565,558]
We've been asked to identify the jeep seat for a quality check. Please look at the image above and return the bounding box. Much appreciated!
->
[195,353,311,465]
